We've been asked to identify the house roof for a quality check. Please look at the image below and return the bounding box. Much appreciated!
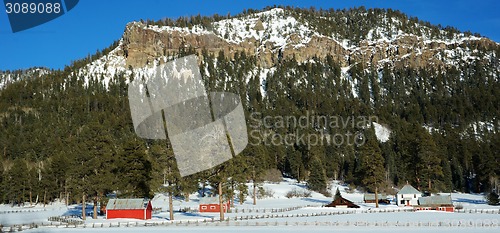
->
[418,195,453,206]
[363,193,389,200]
[397,184,421,195]
[199,196,220,204]
[325,197,360,208]
[106,199,148,210]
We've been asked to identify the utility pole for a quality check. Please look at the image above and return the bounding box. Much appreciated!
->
[93,193,98,219]
[219,182,224,221]
[253,168,257,205]
[169,190,174,220]
[82,194,86,220]
[165,168,174,221]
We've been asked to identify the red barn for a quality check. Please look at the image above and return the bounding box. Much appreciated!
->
[106,199,153,220]
[199,197,230,213]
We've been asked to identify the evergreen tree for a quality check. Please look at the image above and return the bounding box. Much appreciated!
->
[415,128,443,192]
[334,187,342,200]
[118,137,152,198]
[149,141,179,220]
[486,192,499,206]
[358,125,385,192]
[0,160,4,203]
[6,159,29,205]
[307,156,327,193]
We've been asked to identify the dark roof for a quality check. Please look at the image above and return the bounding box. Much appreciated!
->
[106,199,149,210]
[397,185,421,195]
[363,193,389,200]
[325,197,360,208]
[418,195,453,207]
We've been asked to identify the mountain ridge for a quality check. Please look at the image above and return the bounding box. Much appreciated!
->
[1,7,499,89]
[82,7,499,76]
[67,6,500,104]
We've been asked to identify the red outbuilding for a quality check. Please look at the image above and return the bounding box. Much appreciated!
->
[106,199,153,220]
[199,197,230,213]
[414,195,455,212]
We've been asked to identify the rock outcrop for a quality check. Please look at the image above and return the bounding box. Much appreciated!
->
[118,16,497,71]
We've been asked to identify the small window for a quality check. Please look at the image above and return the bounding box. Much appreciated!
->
[210,206,216,210]
[414,194,416,198]
[201,206,207,210]
[400,200,405,205]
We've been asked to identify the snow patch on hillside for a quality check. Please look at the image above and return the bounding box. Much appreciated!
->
[75,40,130,88]
[258,67,275,97]
[0,68,50,90]
[372,122,391,143]
[340,66,357,98]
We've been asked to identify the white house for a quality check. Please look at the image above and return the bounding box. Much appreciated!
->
[396,184,421,207]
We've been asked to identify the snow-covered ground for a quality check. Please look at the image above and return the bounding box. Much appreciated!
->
[1,178,499,232]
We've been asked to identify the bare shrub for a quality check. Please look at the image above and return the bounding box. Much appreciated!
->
[285,188,312,198]
[251,187,275,199]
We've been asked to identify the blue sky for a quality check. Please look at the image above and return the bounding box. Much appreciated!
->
[0,0,499,71]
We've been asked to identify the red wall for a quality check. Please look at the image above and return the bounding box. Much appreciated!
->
[107,209,147,219]
[199,203,229,213]
[414,207,454,212]
[106,201,153,220]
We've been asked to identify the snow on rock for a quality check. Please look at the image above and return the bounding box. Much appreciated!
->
[75,39,131,88]
[212,8,315,50]
[144,24,210,35]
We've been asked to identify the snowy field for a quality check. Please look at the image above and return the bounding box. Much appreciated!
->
[1,179,499,232]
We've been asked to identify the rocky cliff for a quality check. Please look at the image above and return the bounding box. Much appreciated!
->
[114,8,498,71]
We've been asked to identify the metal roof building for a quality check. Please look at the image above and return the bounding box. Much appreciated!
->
[415,195,454,212]
[396,184,421,207]
[398,184,421,195]
[106,199,152,220]
[363,193,391,204]
[418,195,453,206]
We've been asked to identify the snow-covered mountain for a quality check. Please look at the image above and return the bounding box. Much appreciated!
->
[68,7,499,138]
[1,7,498,138]
[72,7,498,89]
[2,7,497,94]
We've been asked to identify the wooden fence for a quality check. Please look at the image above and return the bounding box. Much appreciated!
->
[1,208,499,232]
[3,218,498,232]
